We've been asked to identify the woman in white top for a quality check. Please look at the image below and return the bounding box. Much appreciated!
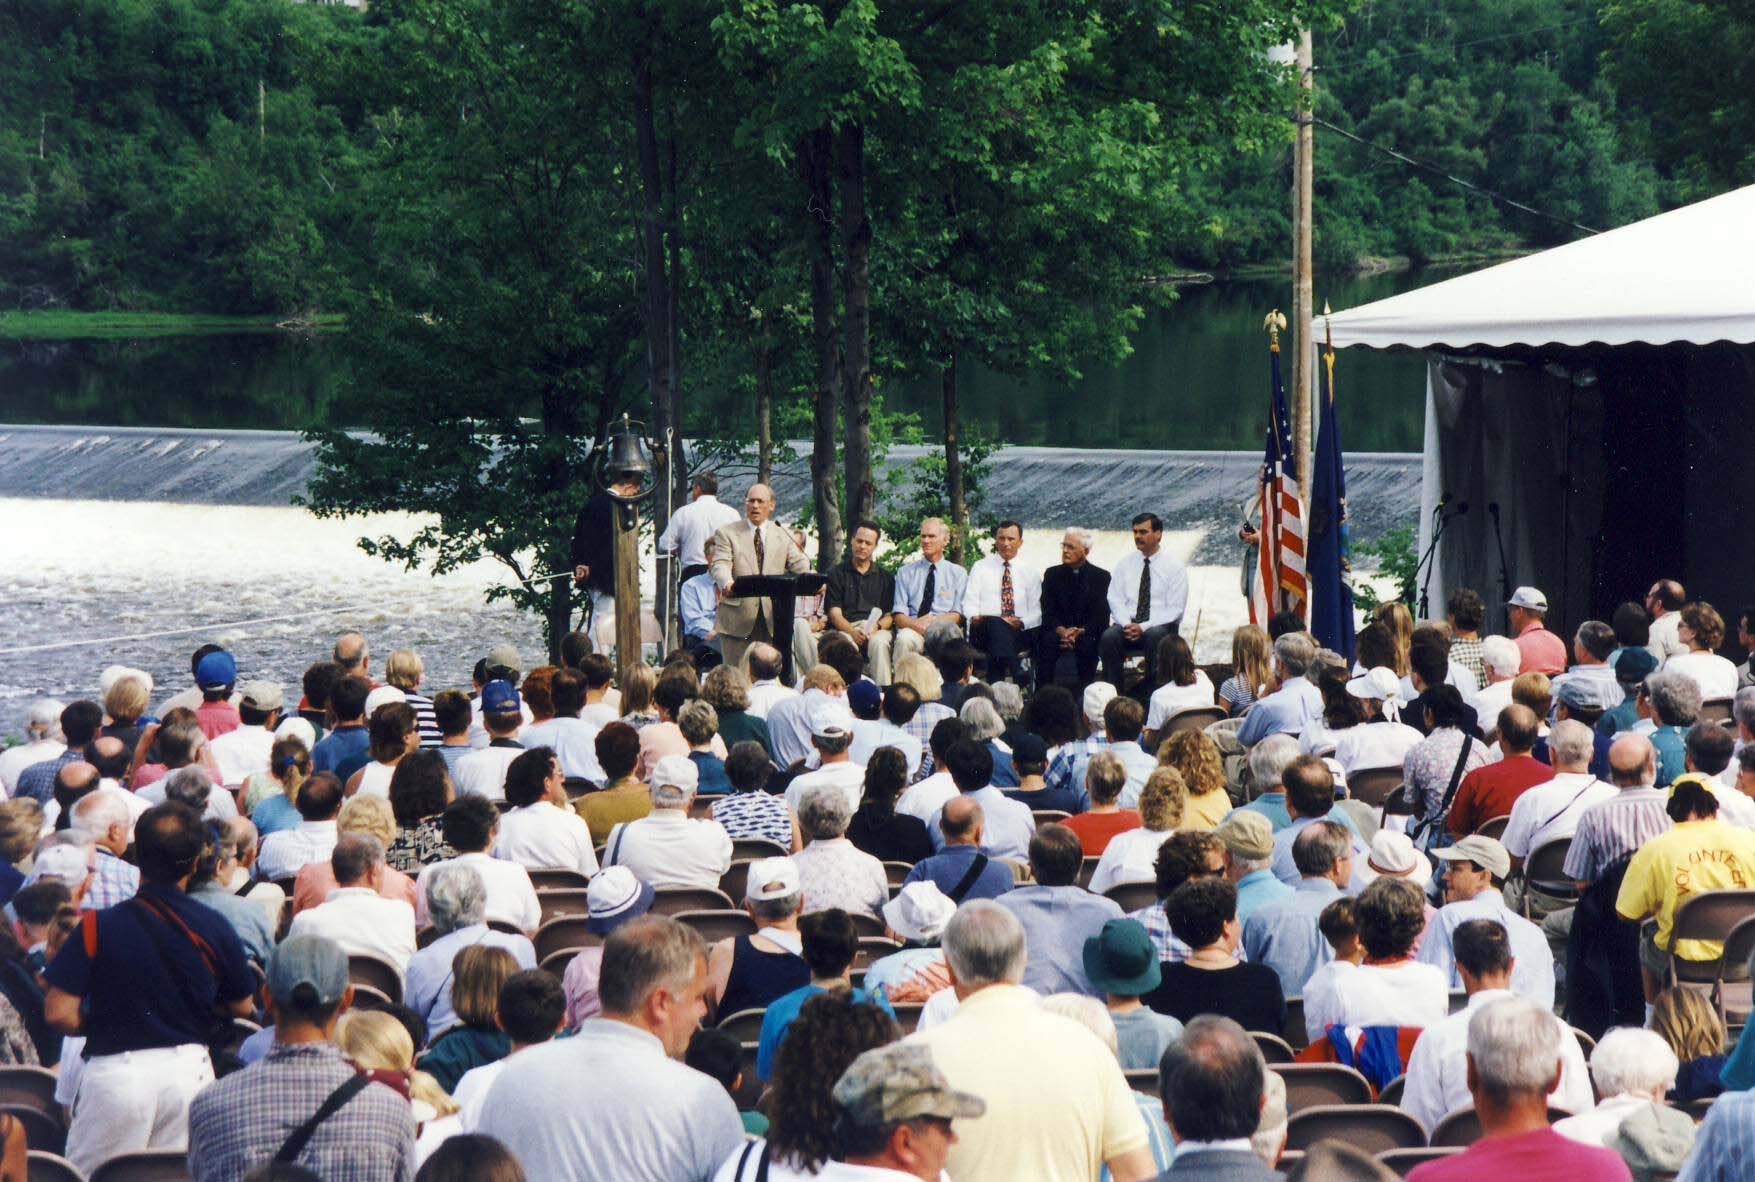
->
[348,700,420,798]
[1302,876,1448,1043]
[1143,635,1216,745]
[1331,668,1425,775]
[1666,602,1740,701]
[1089,767,1186,895]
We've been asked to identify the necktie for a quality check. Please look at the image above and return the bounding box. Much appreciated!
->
[1134,557,1151,623]
[753,524,766,571]
[918,563,937,618]
[1001,560,1015,618]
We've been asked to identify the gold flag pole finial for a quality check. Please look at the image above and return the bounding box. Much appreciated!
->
[1263,309,1288,352]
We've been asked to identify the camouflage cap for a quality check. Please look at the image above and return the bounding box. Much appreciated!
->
[832,1042,987,1127]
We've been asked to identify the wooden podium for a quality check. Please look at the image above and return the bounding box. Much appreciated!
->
[730,572,829,684]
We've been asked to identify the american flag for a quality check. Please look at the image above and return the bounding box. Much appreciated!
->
[1250,335,1308,627]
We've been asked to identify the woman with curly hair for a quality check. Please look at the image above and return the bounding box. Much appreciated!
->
[1155,731,1231,830]
[712,990,899,1181]
[1089,767,1187,895]
[387,750,458,873]
[1299,876,1448,1042]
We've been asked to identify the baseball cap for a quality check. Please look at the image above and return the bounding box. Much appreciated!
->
[651,754,700,793]
[586,866,657,936]
[846,679,883,717]
[239,681,284,713]
[267,935,349,1008]
[745,856,801,903]
[1507,586,1548,611]
[1082,918,1162,997]
[1083,681,1118,725]
[1433,833,1511,880]
[481,679,522,715]
[1214,810,1274,861]
[1356,830,1432,888]
[833,1042,986,1128]
[808,698,856,741]
[1555,675,1622,713]
[485,643,522,676]
[1614,648,1659,685]
[195,650,238,690]
[882,881,956,944]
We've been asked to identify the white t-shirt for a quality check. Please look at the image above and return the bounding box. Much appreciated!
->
[454,745,524,802]
[1665,650,1740,701]
[1145,672,1217,732]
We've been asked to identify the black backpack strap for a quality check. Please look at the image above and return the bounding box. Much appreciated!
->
[275,1073,371,1164]
[947,854,990,904]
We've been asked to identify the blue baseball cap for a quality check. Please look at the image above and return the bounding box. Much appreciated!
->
[195,649,238,691]
[481,679,521,715]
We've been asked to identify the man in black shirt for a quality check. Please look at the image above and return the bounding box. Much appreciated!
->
[827,520,897,680]
[1036,528,1111,690]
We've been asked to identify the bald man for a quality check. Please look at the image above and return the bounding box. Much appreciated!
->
[710,483,811,669]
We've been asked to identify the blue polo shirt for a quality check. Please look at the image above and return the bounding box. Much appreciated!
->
[45,884,255,1056]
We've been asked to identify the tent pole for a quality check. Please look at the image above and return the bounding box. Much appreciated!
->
[1292,29,1315,505]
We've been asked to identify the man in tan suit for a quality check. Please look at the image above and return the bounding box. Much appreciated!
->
[710,483,811,669]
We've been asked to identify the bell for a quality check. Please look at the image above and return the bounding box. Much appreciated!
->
[602,416,653,489]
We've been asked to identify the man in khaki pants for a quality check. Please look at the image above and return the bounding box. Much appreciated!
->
[711,483,811,670]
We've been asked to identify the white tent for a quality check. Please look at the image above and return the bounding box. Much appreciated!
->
[1323,185,1755,635]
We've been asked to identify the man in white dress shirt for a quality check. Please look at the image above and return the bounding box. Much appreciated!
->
[601,756,733,890]
[964,521,1042,686]
[416,795,542,932]
[657,471,741,581]
[492,748,601,877]
[1400,919,1591,1135]
[1099,512,1188,688]
[256,771,343,881]
[207,681,283,789]
[286,835,418,976]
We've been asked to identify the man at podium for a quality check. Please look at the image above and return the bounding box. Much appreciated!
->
[709,483,812,669]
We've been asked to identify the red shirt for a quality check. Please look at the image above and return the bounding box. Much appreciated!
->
[1408,1127,1630,1182]
[1448,753,1556,836]
[1515,622,1567,676]
[1062,809,1142,856]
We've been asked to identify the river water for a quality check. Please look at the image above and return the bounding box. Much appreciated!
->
[0,272,1435,738]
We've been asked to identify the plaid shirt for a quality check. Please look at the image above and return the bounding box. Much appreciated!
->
[903,703,956,783]
[83,848,139,911]
[187,1042,416,1182]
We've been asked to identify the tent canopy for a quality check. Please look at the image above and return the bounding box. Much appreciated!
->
[1325,184,1755,351]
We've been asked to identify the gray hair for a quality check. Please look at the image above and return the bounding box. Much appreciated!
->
[1548,719,1596,769]
[1734,686,1755,733]
[163,766,214,811]
[990,681,1024,722]
[959,698,1004,742]
[1466,995,1563,1102]
[70,790,129,838]
[24,699,65,740]
[1481,635,1522,679]
[798,784,854,841]
[1272,633,1315,678]
[426,862,487,934]
[330,834,385,887]
[942,899,1027,989]
[650,778,695,810]
[1062,527,1095,551]
[1245,733,1299,794]
[1645,669,1702,727]
[1588,1027,1679,1099]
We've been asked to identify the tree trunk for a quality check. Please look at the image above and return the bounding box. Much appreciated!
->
[838,122,874,551]
[943,358,967,565]
[804,128,843,569]
[633,38,671,630]
[756,325,774,485]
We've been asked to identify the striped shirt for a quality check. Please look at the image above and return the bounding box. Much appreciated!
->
[1563,787,1672,882]
[1678,1087,1755,1182]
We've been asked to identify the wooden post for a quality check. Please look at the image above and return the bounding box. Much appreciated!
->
[613,503,643,684]
[1291,29,1315,504]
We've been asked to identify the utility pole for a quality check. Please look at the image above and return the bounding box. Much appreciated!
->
[1291,29,1315,505]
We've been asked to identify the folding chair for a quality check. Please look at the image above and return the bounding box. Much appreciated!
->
[1283,1104,1427,1153]
[651,886,736,915]
[1268,1063,1373,1112]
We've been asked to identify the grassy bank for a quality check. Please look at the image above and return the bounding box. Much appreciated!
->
[0,310,342,340]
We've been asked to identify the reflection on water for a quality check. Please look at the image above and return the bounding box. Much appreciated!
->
[1,273,1437,451]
